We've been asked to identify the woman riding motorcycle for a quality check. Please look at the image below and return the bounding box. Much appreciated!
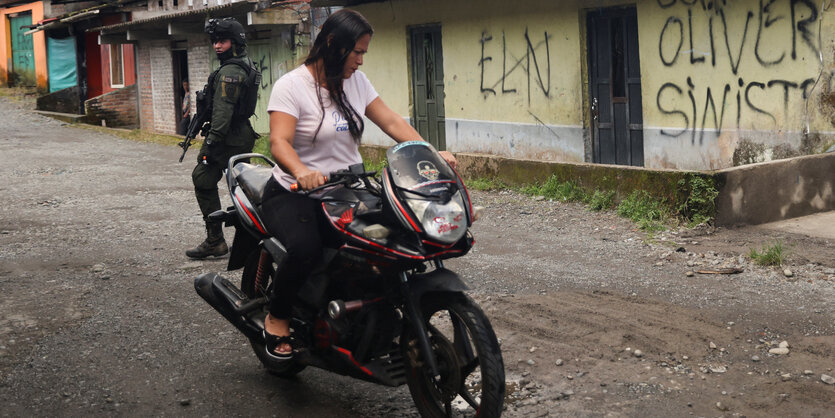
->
[260,9,457,359]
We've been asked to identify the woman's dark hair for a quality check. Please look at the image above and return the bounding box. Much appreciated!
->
[305,9,373,143]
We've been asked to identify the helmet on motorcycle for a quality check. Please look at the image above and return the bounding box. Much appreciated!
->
[205,17,247,48]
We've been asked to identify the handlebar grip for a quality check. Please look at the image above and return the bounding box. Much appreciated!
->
[290,176,327,192]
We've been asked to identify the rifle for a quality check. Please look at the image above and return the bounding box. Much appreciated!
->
[178,87,213,162]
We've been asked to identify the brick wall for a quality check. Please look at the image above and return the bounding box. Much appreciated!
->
[84,84,139,128]
[149,40,176,134]
[187,36,212,118]
[136,42,154,130]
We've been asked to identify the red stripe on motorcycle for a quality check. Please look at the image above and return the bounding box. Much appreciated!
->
[234,194,267,235]
[335,347,373,376]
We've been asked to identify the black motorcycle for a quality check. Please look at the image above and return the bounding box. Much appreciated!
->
[195,141,505,417]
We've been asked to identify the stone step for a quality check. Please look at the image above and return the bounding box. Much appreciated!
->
[34,110,87,124]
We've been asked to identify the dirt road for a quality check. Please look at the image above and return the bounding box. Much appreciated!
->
[0,96,833,417]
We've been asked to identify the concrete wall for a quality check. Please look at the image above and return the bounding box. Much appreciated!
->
[356,0,586,162]
[714,152,835,226]
[352,0,835,170]
[640,0,835,170]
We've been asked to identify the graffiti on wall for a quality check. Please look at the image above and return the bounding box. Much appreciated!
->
[245,42,293,133]
[478,28,552,105]
[655,0,822,143]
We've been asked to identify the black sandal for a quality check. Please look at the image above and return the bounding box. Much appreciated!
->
[263,330,294,360]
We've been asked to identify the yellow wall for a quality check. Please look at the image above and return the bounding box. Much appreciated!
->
[358,0,584,126]
[0,1,47,90]
[352,0,834,168]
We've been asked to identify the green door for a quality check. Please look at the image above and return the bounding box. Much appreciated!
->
[9,14,36,86]
[410,25,446,150]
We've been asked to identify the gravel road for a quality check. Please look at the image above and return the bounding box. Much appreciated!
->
[0,95,833,417]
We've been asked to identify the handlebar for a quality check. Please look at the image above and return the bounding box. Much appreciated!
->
[289,176,329,192]
[290,164,378,195]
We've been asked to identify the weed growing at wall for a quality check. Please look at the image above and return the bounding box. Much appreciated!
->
[522,176,587,202]
[749,241,787,266]
[616,190,670,231]
[676,175,719,226]
[363,157,388,175]
[465,177,507,191]
[587,190,615,211]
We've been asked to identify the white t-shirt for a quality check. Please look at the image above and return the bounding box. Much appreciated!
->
[267,65,379,189]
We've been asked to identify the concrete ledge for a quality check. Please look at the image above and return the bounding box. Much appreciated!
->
[33,110,87,124]
[361,144,707,210]
[361,144,834,226]
[714,152,835,226]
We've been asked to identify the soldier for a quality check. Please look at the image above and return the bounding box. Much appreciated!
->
[186,17,259,259]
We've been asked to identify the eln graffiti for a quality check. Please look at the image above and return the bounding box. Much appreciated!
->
[479,28,552,106]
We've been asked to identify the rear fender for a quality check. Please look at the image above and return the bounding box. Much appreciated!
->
[227,228,258,270]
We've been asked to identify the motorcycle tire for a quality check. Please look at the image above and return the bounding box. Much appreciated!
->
[241,249,306,378]
[403,292,505,418]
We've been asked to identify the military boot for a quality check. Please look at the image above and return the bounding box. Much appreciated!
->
[186,221,229,259]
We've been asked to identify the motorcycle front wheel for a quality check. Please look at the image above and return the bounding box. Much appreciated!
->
[403,292,505,418]
[241,249,306,378]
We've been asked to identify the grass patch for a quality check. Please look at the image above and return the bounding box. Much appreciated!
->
[465,177,507,191]
[616,190,670,231]
[0,86,37,101]
[252,135,271,157]
[522,176,587,201]
[587,189,615,211]
[76,124,182,146]
[749,241,787,266]
[362,156,388,175]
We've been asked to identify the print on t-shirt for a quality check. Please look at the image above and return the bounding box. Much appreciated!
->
[332,110,349,133]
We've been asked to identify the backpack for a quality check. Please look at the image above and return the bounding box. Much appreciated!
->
[221,57,262,119]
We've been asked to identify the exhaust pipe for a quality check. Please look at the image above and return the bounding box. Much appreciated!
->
[194,273,264,341]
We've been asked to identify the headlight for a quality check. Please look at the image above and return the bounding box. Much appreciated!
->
[406,191,468,244]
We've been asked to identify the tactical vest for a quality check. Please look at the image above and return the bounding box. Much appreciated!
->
[203,57,261,120]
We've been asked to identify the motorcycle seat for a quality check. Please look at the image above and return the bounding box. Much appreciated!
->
[234,163,273,206]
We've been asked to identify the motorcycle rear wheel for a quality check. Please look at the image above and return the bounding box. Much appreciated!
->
[403,293,505,417]
[242,249,306,378]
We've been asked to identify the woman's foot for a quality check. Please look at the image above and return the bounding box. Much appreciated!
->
[264,314,293,359]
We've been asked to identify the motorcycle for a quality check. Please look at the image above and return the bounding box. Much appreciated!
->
[194,141,505,417]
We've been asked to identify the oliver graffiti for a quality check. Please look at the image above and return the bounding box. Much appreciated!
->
[655,0,821,140]
[479,28,552,105]
[658,0,818,71]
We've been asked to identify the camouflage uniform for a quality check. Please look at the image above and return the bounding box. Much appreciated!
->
[187,18,258,259]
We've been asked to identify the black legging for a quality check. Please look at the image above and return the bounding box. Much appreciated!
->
[260,176,324,319]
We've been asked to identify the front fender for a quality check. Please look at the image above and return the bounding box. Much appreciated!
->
[408,268,469,302]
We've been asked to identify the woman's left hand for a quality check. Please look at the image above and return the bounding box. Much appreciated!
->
[439,150,457,169]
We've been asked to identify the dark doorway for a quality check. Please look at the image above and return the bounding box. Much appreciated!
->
[172,49,189,135]
[409,25,446,150]
[587,7,644,166]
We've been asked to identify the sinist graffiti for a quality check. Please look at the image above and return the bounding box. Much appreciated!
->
[655,0,821,143]
[479,28,552,105]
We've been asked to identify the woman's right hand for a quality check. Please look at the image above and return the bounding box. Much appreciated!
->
[293,167,326,191]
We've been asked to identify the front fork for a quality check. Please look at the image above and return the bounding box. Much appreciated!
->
[400,269,441,378]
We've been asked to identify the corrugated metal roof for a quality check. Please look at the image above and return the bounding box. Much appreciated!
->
[89,2,256,33]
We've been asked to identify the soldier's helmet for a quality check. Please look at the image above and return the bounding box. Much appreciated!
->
[205,17,246,47]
